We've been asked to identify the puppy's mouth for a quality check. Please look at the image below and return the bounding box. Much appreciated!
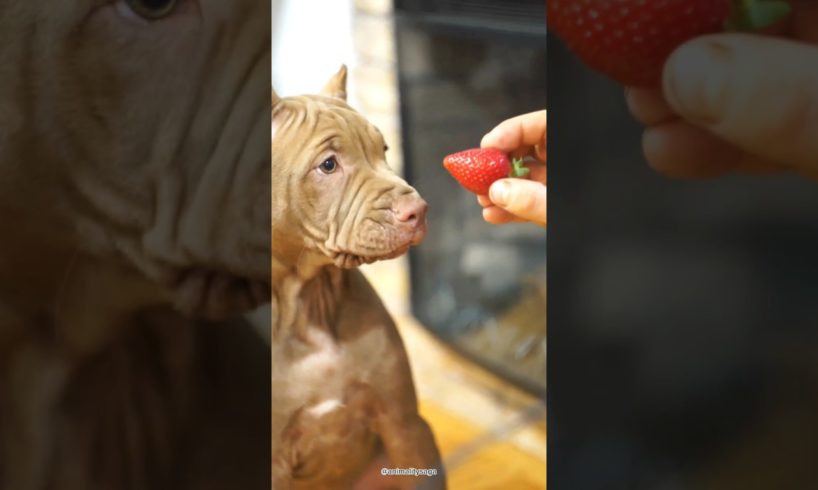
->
[330,222,426,269]
[160,268,271,320]
[332,244,413,269]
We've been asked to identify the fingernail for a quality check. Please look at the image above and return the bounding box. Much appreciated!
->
[480,129,498,148]
[664,40,732,124]
[489,181,509,206]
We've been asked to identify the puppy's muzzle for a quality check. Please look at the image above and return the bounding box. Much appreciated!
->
[392,193,428,246]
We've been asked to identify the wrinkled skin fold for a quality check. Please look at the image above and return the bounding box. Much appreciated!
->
[0,0,271,488]
[0,0,272,319]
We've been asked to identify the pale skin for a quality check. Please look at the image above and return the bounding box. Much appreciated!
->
[477,110,547,227]
[479,5,818,226]
[626,1,818,180]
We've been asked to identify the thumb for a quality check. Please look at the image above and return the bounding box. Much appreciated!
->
[662,34,818,173]
[489,179,547,226]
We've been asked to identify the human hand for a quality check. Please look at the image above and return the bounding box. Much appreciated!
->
[626,2,818,180]
[477,110,547,226]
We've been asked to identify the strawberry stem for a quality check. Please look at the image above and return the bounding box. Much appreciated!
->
[726,0,791,31]
[510,157,530,178]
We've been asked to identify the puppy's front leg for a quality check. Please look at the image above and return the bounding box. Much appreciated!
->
[376,413,446,490]
[352,383,446,490]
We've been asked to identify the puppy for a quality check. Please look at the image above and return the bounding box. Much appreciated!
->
[271,66,446,490]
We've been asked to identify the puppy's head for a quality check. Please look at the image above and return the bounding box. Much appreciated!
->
[271,66,427,271]
[0,0,270,319]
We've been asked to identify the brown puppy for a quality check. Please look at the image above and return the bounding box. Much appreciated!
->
[271,66,446,490]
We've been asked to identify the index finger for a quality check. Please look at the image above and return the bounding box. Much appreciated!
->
[481,110,547,154]
[662,35,818,172]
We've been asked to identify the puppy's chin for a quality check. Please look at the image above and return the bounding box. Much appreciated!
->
[330,222,427,269]
[331,244,413,269]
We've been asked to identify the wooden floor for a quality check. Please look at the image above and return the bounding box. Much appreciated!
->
[354,257,547,489]
[420,401,546,490]
[396,314,546,490]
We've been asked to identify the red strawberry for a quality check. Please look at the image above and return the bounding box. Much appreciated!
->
[547,0,791,87]
[443,148,529,195]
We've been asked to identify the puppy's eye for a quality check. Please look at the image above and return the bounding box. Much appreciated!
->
[124,0,178,19]
[319,157,338,174]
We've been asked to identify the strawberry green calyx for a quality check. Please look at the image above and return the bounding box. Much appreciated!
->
[726,0,791,31]
[509,157,530,178]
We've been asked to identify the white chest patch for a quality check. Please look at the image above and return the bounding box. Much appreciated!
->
[307,398,344,418]
[273,328,348,408]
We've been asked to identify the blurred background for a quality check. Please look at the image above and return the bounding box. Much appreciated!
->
[549,26,818,490]
[273,1,546,488]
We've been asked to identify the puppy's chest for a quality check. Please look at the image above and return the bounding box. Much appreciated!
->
[271,326,393,485]
[273,329,350,401]
[271,326,390,416]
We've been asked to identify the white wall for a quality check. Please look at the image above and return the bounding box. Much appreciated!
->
[271,0,359,106]
[262,0,360,342]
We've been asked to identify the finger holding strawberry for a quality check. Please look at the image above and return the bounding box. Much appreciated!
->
[480,110,548,164]
[479,111,546,227]
[619,1,818,181]
[443,110,547,227]
[476,165,546,226]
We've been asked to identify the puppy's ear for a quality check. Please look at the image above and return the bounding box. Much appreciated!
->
[320,64,348,101]
[272,87,284,142]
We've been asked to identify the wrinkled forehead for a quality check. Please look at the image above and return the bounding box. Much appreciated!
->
[273,96,385,152]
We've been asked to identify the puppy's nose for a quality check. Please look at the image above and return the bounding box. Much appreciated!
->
[393,195,428,226]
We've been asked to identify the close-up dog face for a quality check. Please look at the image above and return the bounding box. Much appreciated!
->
[0,0,271,318]
[271,67,427,270]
